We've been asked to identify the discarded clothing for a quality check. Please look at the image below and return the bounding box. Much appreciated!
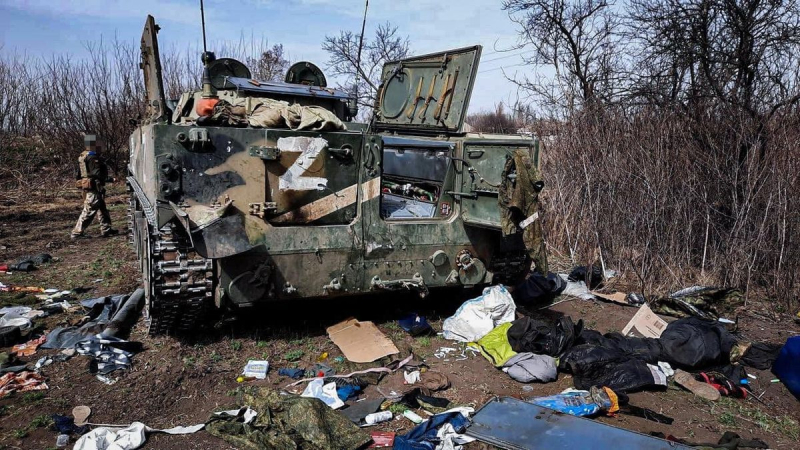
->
[502,353,557,383]
[649,286,744,320]
[52,414,89,435]
[442,285,516,342]
[498,148,547,274]
[568,265,604,290]
[76,335,142,374]
[507,316,583,357]
[416,371,450,391]
[560,344,668,392]
[473,322,516,367]
[659,317,736,368]
[577,330,663,363]
[339,397,384,424]
[42,294,130,350]
[278,368,305,379]
[736,342,783,370]
[336,384,361,401]
[772,336,800,399]
[512,272,566,304]
[307,363,335,378]
[206,386,371,450]
[698,372,747,398]
[399,313,433,336]
[529,386,619,417]
[8,253,52,272]
[205,97,346,131]
[0,312,32,331]
[73,421,205,450]
[301,378,345,409]
[0,371,48,398]
[12,335,46,357]
[0,325,22,347]
[0,352,28,374]
[394,410,471,450]
[398,387,451,412]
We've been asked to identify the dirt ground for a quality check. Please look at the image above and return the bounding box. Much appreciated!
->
[1,188,799,450]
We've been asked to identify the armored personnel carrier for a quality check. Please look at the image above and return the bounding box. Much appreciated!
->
[128,15,545,334]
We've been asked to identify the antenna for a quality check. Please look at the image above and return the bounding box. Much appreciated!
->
[354,0,369,100]
[200,0,208,54]
[349,0,368,120]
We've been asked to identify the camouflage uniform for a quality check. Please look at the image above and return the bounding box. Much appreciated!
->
[499,148,548,275]
[71,136,116,238]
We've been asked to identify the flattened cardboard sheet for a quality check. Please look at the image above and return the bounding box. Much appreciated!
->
[591,291,629,305]
[621,304,668,338]
[327,318,399,363]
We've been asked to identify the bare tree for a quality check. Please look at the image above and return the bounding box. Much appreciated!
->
[247,43,289,82]
[502,0,622,114]
[323,22,409,116]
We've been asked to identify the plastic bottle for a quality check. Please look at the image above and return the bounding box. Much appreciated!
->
[365,411,393,425]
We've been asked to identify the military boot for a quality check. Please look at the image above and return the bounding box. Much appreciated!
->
[100,229,119,237]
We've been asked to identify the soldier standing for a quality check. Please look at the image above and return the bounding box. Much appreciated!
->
[71,135,119,239]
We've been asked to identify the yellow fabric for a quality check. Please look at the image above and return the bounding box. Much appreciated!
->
[472,322,517,367]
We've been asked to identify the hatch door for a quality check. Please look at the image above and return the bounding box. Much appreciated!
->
[374,46,481,133]
[140,15,169,124]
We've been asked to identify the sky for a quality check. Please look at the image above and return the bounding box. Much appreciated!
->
[0,0,537,113]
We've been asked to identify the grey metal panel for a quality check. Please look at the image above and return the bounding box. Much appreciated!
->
[220,77,351,100]
[467,397,691,450]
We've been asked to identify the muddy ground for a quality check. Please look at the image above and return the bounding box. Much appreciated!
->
[0,187,798,450]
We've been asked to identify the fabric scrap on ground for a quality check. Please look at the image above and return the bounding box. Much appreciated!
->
[301,378,345,409]
[472,322,516,367]
[12,335,46,357]
[73,421,205,450]
[507,316,582,357]
[502,353,557,383]
[0,371,48,398]
[76,335,141,375]
[206,386,371,450]
[394,410,472,450]
[442,285,516,342]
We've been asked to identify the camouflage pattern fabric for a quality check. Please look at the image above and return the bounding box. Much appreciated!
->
[205,387,371,450]
[650,287,743,320]
[73,189,113,235]
[499,149,548,275]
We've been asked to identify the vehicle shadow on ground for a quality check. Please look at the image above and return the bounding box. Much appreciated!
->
[173,286,568,346]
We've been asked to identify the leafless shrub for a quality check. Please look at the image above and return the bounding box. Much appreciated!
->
[508,0,800,306]
[0,36,288,199]
[323,22,410,118]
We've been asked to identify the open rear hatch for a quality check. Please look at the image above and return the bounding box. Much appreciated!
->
[140,15,169,123]
[374,46,481,133]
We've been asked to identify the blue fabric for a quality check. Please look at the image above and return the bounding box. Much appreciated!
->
[773,336,800,399]
[398,313,432,336]
[278,368,305,379]
[394,411,469,450]
[336,384,361,401]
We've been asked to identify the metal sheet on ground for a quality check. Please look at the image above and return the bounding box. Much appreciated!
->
[466,397,691,450]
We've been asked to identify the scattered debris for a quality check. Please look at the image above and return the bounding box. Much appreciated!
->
[327,318,399,363]
[621,303,668,338]
[369,431,395,448]
[73,405,92,426]
[398,313,432,336]
[12,335,47,357]
[442,285,516,342]
[301,378,345,409]
[0,371,48,398]
[241,360,269,379]
[529,386,619,417]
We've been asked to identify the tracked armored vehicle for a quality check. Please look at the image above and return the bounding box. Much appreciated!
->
[128,15,545,334]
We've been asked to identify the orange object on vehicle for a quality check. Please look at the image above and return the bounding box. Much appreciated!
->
[195,97,219,116]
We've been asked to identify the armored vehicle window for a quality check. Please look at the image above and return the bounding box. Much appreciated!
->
[379,137,453,220]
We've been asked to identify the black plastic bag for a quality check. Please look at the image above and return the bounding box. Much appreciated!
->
[512,272,566,304]
[660,317,736,368]
[507,316,583,356]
